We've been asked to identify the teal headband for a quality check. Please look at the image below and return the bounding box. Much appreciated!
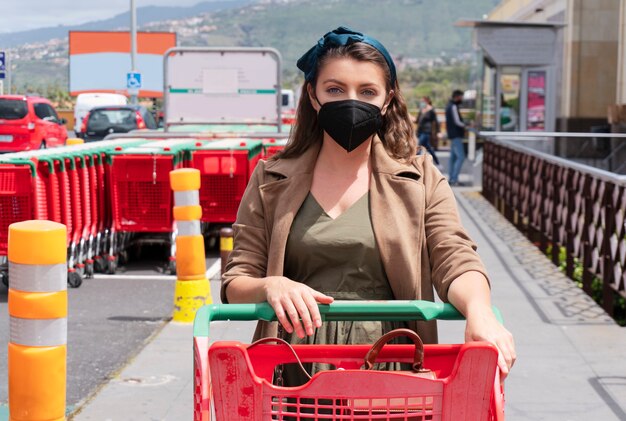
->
[296,26,397,86]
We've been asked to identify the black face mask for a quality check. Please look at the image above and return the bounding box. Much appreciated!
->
[317,99,384,152]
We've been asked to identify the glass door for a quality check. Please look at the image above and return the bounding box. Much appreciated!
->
[520,67,554,132]
[498,67,521,132]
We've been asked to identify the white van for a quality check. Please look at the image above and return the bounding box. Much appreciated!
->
[74,93,128,136]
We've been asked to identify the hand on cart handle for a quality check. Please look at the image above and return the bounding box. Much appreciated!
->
[464,307,516,383]
[263,276,334,338]
[194,299,502,335]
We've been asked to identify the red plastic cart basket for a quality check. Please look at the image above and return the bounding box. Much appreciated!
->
[0,159,37,257]
[189,138,263,224]
[193,301,505,421]
[109,140,196,233]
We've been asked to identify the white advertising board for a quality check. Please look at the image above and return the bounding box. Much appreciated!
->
[164,48,282,129]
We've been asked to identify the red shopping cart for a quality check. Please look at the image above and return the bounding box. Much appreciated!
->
[189,138,263,224]
[107,139,199,273]
[193,301,505,421]
[0,159,37,250]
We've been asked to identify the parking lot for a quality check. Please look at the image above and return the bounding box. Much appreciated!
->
[0,245,219,414]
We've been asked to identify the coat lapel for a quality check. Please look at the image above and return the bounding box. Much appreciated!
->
[259,142,321,276]
[369,137,425,302]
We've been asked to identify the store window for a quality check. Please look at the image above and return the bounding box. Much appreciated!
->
[499,67,521,132]
[526,70,547,131]
[480,61,496,131]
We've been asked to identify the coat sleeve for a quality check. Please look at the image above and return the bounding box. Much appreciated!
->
[220,161,269,303]
[421,156,490,302]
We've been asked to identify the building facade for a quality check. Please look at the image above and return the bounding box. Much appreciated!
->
[458,0,626,170]
[493,0,622,131]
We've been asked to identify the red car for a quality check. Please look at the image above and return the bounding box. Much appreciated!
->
[0,95,68,152]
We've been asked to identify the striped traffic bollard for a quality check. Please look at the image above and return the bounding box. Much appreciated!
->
[65,138,84,146]
[220,227,234,276]
[8,220,67,421]
[170,168,211,323]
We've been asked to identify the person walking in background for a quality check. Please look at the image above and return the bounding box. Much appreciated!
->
[445,89,467,186]
[415,96,440,165]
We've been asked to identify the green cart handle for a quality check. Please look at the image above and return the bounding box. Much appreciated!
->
[193,301,503,337]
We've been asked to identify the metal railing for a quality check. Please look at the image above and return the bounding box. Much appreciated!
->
[481,132,626,316]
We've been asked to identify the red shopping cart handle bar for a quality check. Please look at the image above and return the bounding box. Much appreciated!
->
[193,301,503,337]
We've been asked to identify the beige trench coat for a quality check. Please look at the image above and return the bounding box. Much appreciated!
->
[221,136,489,344]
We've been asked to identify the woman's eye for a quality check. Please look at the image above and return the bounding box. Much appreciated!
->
[362,89,377,96]
[327,87,342,94]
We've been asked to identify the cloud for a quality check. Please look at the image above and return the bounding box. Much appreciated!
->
[1,0,203,33]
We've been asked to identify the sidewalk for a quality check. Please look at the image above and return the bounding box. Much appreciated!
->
[69,188,626,421]
[70,276,256,421]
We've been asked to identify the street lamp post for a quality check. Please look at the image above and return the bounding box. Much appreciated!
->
[7,53,11,95]
[130,0,138,104]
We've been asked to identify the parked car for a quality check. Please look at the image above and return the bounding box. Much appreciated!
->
[74,93,128,138]
[0,95,68,152]
[82,105,158,141]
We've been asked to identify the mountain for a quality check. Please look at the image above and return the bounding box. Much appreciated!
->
[0,0,254,48]
[7,0,499,93]
[164,0,500,67]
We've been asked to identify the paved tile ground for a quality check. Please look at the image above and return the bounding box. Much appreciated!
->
[457,190,626,421]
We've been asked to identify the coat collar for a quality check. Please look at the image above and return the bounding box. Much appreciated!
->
[263,136,421,181]
[370,135,422,180]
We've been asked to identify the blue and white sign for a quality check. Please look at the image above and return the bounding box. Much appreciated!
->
[0,52,5,71]
[127,72,142,89]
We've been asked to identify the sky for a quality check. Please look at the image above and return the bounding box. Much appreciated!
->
[0,0,203,34]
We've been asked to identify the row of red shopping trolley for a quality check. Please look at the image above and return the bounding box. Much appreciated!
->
[0,133,288,287]
[106,135,286,274]
[0,138,146,287]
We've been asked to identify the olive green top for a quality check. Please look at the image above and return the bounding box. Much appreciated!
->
[284,191,394,301]
[281,191,405,386]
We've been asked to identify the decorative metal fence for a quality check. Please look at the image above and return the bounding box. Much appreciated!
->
[481,133,626,316]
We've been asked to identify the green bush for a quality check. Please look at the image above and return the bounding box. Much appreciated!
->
[546,245,626,325]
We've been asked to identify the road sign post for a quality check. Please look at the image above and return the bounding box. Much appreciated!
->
[0,51,9,94]
[0,51,6,92]
[127,71,142,98]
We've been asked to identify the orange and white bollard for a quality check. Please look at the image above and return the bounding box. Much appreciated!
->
[170,168,211,322]
[65,138,84,146]
[219,227,233,277]
[8,220,67,421]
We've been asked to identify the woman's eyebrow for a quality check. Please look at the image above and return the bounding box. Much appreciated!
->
[321,78,347,85]
[321,79,380,88]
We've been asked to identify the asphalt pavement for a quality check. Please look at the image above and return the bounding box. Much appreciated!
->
[0,245,220,419]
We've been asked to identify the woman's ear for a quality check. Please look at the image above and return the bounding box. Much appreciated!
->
[381,90,395,115]
[307,83,321,112]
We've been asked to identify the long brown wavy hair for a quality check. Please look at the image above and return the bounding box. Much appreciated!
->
[275,42,416,161]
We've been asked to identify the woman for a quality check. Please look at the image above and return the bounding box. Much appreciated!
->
[416,96,440,165]
[222,27,515,385]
